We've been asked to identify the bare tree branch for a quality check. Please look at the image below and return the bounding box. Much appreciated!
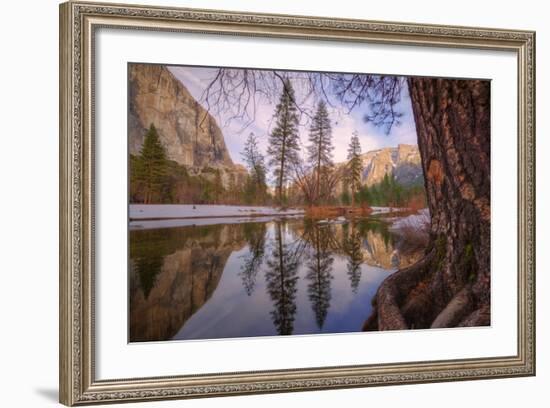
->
[198,68,406,135]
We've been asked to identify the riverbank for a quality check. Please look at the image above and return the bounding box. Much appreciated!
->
[130,204,305,220]
[129,204,427,230]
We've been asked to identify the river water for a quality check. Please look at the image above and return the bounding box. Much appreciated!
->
[129,217,423,342]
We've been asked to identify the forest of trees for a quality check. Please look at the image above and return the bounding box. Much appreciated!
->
[131,86,426,209]
[130,124,245,205]
[341,173,426,209]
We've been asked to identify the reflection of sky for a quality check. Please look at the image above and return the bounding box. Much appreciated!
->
[168,66,417,170]
[174,222,394,341]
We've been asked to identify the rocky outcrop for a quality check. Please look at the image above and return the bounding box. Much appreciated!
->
[360,144,422,187]
[335,144,422,195]
[128,63,247,188]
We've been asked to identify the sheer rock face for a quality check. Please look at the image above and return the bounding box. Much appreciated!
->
[360,144,422,187]
[128,63,247,187]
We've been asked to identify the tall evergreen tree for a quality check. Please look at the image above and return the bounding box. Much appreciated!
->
[346,131,362,208]
[267,79,300,205]
[241,132,268,203]
[135,123,168,204]
[307,101,333,204]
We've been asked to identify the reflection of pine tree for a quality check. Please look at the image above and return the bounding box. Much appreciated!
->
[265,222,300,335]
[303,223,334,329]
[343,223,364,293]
[238,223,267,296]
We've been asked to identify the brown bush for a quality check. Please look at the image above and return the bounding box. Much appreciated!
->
[305,205,373,219]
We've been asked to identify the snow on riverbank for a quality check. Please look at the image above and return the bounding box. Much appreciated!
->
[130,204,305,220]
[389,208,430,232]
[370,206,397,214]
[128,204,429,231]
[130,214,304,230]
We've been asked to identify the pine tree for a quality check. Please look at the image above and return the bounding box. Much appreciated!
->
[267,79,300,206]
[135,123,168,204]
[241,132,268,203]
[307,101,333,204]
[346,131,362,208]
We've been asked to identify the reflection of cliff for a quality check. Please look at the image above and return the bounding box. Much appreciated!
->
[361,230,398,269]
[355,227,422,269]
[129,224,248,342]
[295,220,423,271]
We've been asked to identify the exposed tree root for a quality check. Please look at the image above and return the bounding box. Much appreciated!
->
[363,250,435,331]
[430,287,473,328]
[458,304,490,327]
[364,250,489,331]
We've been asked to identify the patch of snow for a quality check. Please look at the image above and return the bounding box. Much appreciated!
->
[389,208,430,232]
[130,214,304,230]
[129,204,305,220]
[370,207,396,214]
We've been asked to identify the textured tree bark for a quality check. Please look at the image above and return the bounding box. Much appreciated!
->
[364,78,491,330]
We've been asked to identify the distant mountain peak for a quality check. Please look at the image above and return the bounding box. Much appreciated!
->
[337,144,423,188]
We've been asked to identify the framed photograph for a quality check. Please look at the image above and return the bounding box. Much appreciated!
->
[59,1,536,405]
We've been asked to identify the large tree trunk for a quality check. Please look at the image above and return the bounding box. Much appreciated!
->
[364,78,491,330]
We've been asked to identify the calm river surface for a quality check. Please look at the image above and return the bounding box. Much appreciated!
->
[129,217,421,342]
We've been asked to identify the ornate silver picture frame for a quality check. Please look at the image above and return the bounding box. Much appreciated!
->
[59,1,535,405]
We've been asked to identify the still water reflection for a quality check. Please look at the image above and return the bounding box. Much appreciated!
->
[129,218,421,342]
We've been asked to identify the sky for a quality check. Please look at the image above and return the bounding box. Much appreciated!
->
[168,65,418,167]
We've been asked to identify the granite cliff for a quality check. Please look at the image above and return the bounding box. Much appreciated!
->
[335,144,423,194]
[358,144,422,187]
[128,63,247,188]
